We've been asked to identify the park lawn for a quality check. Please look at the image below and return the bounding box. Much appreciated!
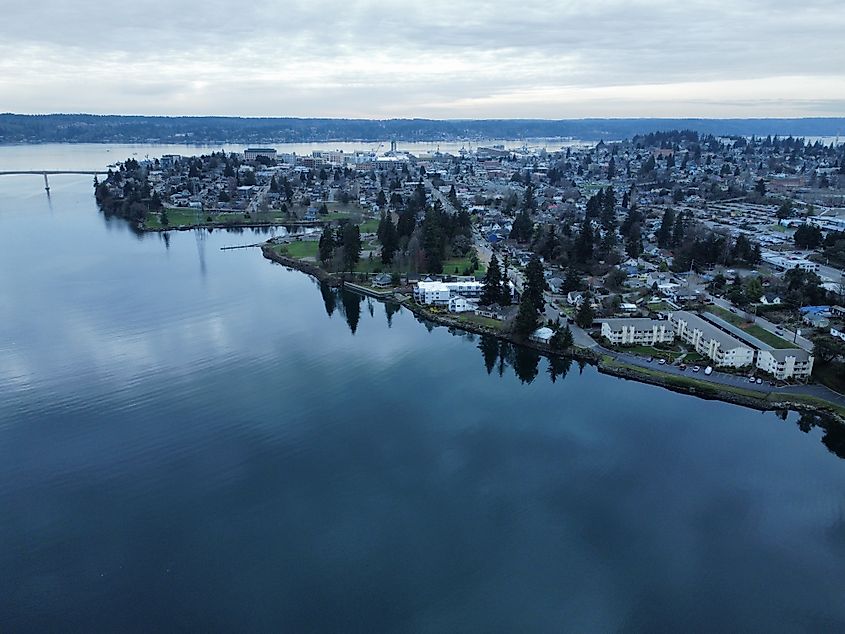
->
[646,302,671,312]
[441,256,486,276]
[359,218,380,234]
[706,305,745,326]
[742,324,795,349]
[455,314,504,330]
[276,241,319,259]
[769,224,788,233]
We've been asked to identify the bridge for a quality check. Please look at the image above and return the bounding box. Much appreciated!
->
[0,170,108,193]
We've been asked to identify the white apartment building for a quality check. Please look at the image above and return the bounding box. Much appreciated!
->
[600,318,675,346]
[756,348,814,381]
[671,311,755,368]
[414,279,487,305]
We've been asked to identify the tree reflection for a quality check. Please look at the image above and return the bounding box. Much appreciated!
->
[478,334,499,375]
[384,301,400,327]
[512,346,540,384]
[341,288,362,334]
[548,356,572,383]
[319,281,336,317]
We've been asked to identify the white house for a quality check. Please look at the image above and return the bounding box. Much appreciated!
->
[671,311,755,368]
[448,296,477,313]
[530,327,555,344]
[600,318,675,346]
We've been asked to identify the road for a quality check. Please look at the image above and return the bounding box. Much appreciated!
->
[564,323,845,407]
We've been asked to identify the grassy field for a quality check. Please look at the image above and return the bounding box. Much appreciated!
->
[275,241,319,259]
[454,314,504,330]
[441,256,486,276]
[706,305,746,326]
[742,324,796,349]
[359,219,380,234]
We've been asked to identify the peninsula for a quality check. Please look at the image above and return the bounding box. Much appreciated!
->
[95,133,845,422]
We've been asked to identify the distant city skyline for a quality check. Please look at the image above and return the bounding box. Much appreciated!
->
[2,0,844,118]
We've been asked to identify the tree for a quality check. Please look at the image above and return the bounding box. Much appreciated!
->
[481,254,503,305]
[341,224,361,270]
[376,190,387,208]
[754,178,767,197]
[671,210,686,247]
[657,208,675,248]
[550,324,573,350]
[269,175,279,193]
[793,224,823,250]
[575,299,595,328]
[318,225,335,264]
[524,256,546,313]
[380,216,399,265]
[509,209,533,242]
[813,334,845,364]
[514,296,539,337]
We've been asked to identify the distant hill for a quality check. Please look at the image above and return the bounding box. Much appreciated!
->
[1,113,843,144]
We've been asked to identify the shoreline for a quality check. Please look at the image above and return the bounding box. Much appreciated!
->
[260,244,845,426]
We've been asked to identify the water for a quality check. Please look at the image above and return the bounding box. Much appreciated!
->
[1,145,845,632]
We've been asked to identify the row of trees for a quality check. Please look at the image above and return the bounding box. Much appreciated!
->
[318,222,362,272]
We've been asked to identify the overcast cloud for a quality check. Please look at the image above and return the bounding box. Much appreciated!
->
[1,0,843,118]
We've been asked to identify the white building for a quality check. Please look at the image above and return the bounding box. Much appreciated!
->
[448,296,478,313]
[671,311,755,368]
[414,279,488,305]
[600,318,675,346]
[530,327,555,344]
[244,148,277,161]
[756,348,814,380]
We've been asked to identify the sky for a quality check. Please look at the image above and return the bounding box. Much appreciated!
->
[1,0,844,119]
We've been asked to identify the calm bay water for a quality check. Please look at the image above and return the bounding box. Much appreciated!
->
[1,145,845,632]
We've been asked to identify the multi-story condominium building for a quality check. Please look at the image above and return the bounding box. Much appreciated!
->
[600,318,675,346]
[756,348,814,380]
[670,311,755,368]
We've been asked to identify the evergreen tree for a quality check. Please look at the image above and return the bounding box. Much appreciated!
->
[657,208,675,248]
[514,296,539,337]
[671,211,686,247]
[380,216,399,265]
[342,224,361,270]
[500,254,512,305]
[481,254,503,305]
[524,256,546,313]
[318,225,335,264]
[575,299,595,328]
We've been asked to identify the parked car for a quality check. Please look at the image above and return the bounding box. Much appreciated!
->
[679,363,687,371]
[704,366,713,375]
[646,356,654,363]
[693,366,701,373]
[756,378,763,384]
[748,376,757,383]
[658,358,666,365]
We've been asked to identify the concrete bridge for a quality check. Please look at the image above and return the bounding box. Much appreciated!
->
[0,170,108,192]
